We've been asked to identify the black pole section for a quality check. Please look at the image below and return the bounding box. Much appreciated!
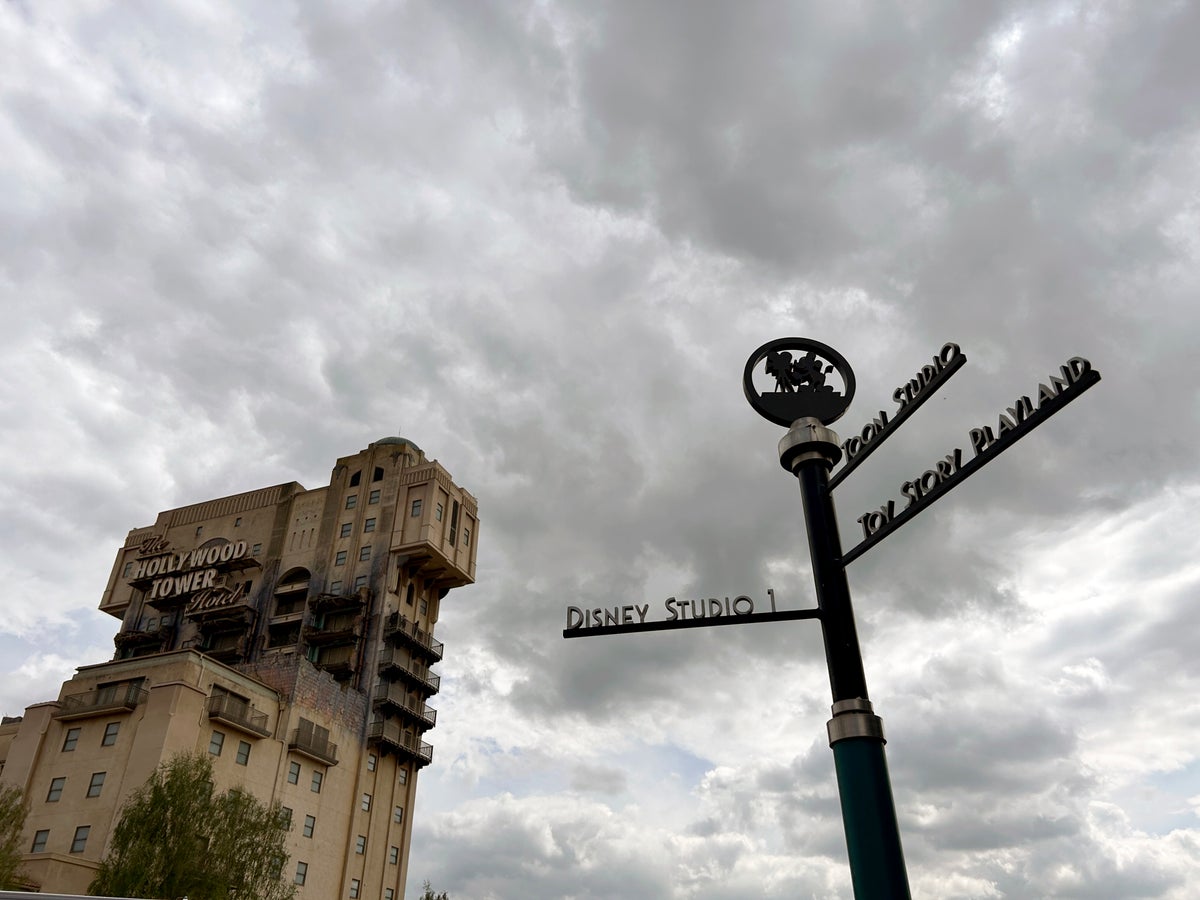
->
[796,459,868,702]
[779,418,911,899]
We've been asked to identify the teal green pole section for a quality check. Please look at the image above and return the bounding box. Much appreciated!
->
[832,737,911,899]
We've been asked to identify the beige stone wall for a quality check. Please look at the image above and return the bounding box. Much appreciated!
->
[0,651,412,898]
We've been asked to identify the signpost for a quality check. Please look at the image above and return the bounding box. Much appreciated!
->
[564,337,1101,899]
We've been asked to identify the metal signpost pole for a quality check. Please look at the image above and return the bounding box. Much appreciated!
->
[744,339,911,898]
[780,419,910,900]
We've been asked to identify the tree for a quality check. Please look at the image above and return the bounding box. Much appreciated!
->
[420,881,449,900]
[0,783,29,889]
[90,752,295,900]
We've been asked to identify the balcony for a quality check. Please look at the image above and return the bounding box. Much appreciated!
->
[113,627,169,651]
[54,683,148,721]
[207,693,270,738]
[189,604,254,628]
[309,644,358,680]
[382,612,443,662]
[190,633,249,665]
[377,648,441,694]
[368,719,433,768]
[288,728,339,766]
[309,590,368,615]
[301,612,362,647]
[372,683,437,729]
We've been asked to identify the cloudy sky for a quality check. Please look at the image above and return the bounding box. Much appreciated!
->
[3,1,1199,897]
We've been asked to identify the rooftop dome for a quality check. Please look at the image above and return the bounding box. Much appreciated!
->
[374,436,423,454]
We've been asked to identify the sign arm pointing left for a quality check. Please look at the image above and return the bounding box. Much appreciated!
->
[562,606,822,639]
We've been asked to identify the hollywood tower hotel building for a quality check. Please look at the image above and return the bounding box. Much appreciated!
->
[0,437,478,897]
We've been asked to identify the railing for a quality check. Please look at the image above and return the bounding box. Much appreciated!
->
[367,719,433,766]
[287,728,339,766]
[382,612,443,661]
[372,683,437,728]
[377,648,441,693]
[207,693,270,737]
[54,683,148,720]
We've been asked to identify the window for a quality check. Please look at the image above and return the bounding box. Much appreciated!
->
[87,772,106,798]
[386,890,395,900]
[288,761,301,784]
[209,731,225,756]
[367,753,377,772]
[236,740,251,766]
[123,561,134,577]
[330,580,343,593]
[31,830,49,853]
[335,550,347,566]
[252,543,263,555]
[373,466,384,482]
[389,845,399,865]
[354,575,367,590]
[71,825,90,853]
[463,527,471,547]
[349,878,361,899]
[361,793,371,812]
[449,500,459,545]
[419,599,428,616]
[62,727,80,751]
[398,768,407,785]
[235,516,242,527]
[350,470,361,487]
[102,722,120,746]
[303,815,315,838]
[405,585,414,606]
[46,777,65,802]
[345,495,357,510]
[369,489,380,504]
[393,805,404,824]
[147,616,158,631]
[410,499,422,517]
[355,834,366,854]
[435,503,443,521]
[359,546,371,561]
[364,517,376,533]
[294,861,308,885]
[280,806,293,828]
[196,526,204,537]
[340,523,353,538]
[311,770,323,793]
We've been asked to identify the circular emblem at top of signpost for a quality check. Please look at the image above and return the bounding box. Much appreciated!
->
[743,337,856,426]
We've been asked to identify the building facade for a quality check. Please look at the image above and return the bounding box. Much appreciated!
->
[0,437,478,897]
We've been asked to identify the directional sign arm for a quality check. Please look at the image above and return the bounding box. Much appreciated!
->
[562,607,821,639]
[841,365,1100,566]
[828,348,967,491]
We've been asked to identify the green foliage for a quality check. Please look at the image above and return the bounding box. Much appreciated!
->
[420,880,449,900]
[0,783,29,889]
[90,752,295,900]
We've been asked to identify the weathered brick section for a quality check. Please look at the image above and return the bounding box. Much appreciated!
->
[239,652,302,695]
[240,654,369,733]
